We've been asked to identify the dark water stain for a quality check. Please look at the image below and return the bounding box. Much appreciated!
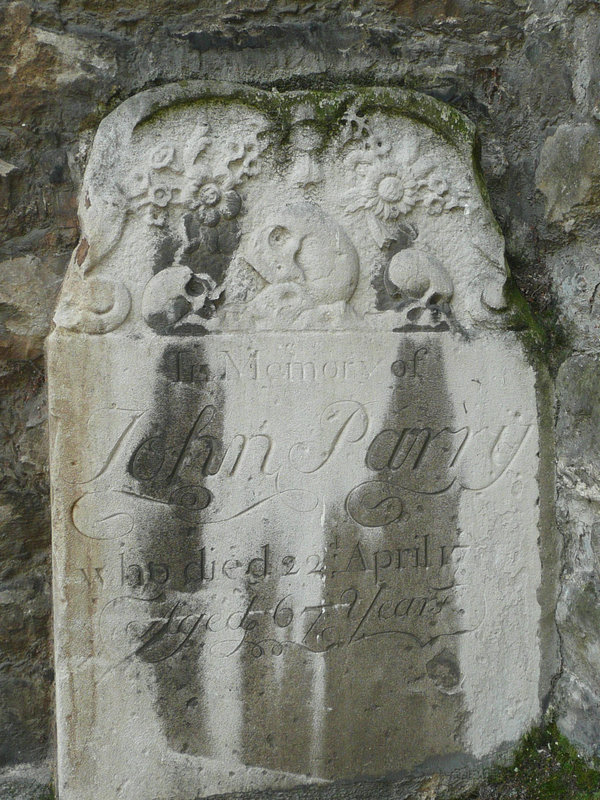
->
[153,231,179,275]
[179,214,241,287]
[117,332,466,778]
[237,522,318,776]
[233,335,466,779]
[123,339,226,757]
[371,229,456,333]
[317,336,465,779]
[145,214,241,336]
[372,222,417,313]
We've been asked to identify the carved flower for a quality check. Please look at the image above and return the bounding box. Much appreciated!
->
[420,176,470,215]
[191,180,242,226]
[423,195,446,215]
[150,144,175,170]
[130,179,179,221]
[346,165,418,220]
[427,176,448,195]
[199,183,221,207]
[149,185,172,208]
[421,176,449,215]
[222,132,263,184]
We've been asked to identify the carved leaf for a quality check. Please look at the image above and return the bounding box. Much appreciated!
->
[79,193,128,274]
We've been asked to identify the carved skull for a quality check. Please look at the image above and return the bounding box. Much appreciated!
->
[245,202,360,307]
[141,266,219,333]
[385,247,453,309]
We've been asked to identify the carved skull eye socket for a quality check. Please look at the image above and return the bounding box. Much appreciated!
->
[268,226,291,248]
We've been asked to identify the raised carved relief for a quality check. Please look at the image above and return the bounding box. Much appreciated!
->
[289,104,325,193]
[126,118,259,220]
[384,247,454,330]
[53,86,510,336]
[220,202,360,330]
[341,107,470,248]
[48,86,542,800]
[54,276,131,334]
[141,267,220,334]
[56,112,266,335]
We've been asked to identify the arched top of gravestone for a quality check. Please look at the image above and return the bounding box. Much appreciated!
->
[54,80,509,337]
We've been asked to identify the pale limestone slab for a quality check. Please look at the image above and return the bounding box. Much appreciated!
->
[48,82,543,800]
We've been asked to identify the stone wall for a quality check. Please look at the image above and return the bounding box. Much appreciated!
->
[1,0,600,793]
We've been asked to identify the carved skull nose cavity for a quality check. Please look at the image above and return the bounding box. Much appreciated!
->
[427,292,444,306]
[186,273,211,297]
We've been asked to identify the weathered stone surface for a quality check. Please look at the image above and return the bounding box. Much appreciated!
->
[547,241,600,349]
[0,256,62,361]
[48,82,548,799]
[555,354,600,757]
[0,356,52,768]
[536,124,600,228]
[0,762,52,800]
[4,0,600,785]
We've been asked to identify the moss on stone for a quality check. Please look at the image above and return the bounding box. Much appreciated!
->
[499,271,572,378]
[99,81,561,374]
[503,276,546,341]
[0,779,55,800]
[80,91,128,132]
[451,719,600,800]
[494,719,600,799]
[134,83,476,157]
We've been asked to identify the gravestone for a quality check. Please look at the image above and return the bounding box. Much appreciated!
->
[48,82,546,800]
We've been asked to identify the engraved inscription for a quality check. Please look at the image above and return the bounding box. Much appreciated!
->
[100,582,480,662]
[68,389,531,540]
[164,348,393,384]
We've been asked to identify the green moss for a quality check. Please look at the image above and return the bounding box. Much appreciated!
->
[453,720,600,800]
[93,80,565,373]
[134,83,475,156]
[0,782,55,800]
[493,719,600,799]
[496,266,572,378]
[503,275,546,347]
